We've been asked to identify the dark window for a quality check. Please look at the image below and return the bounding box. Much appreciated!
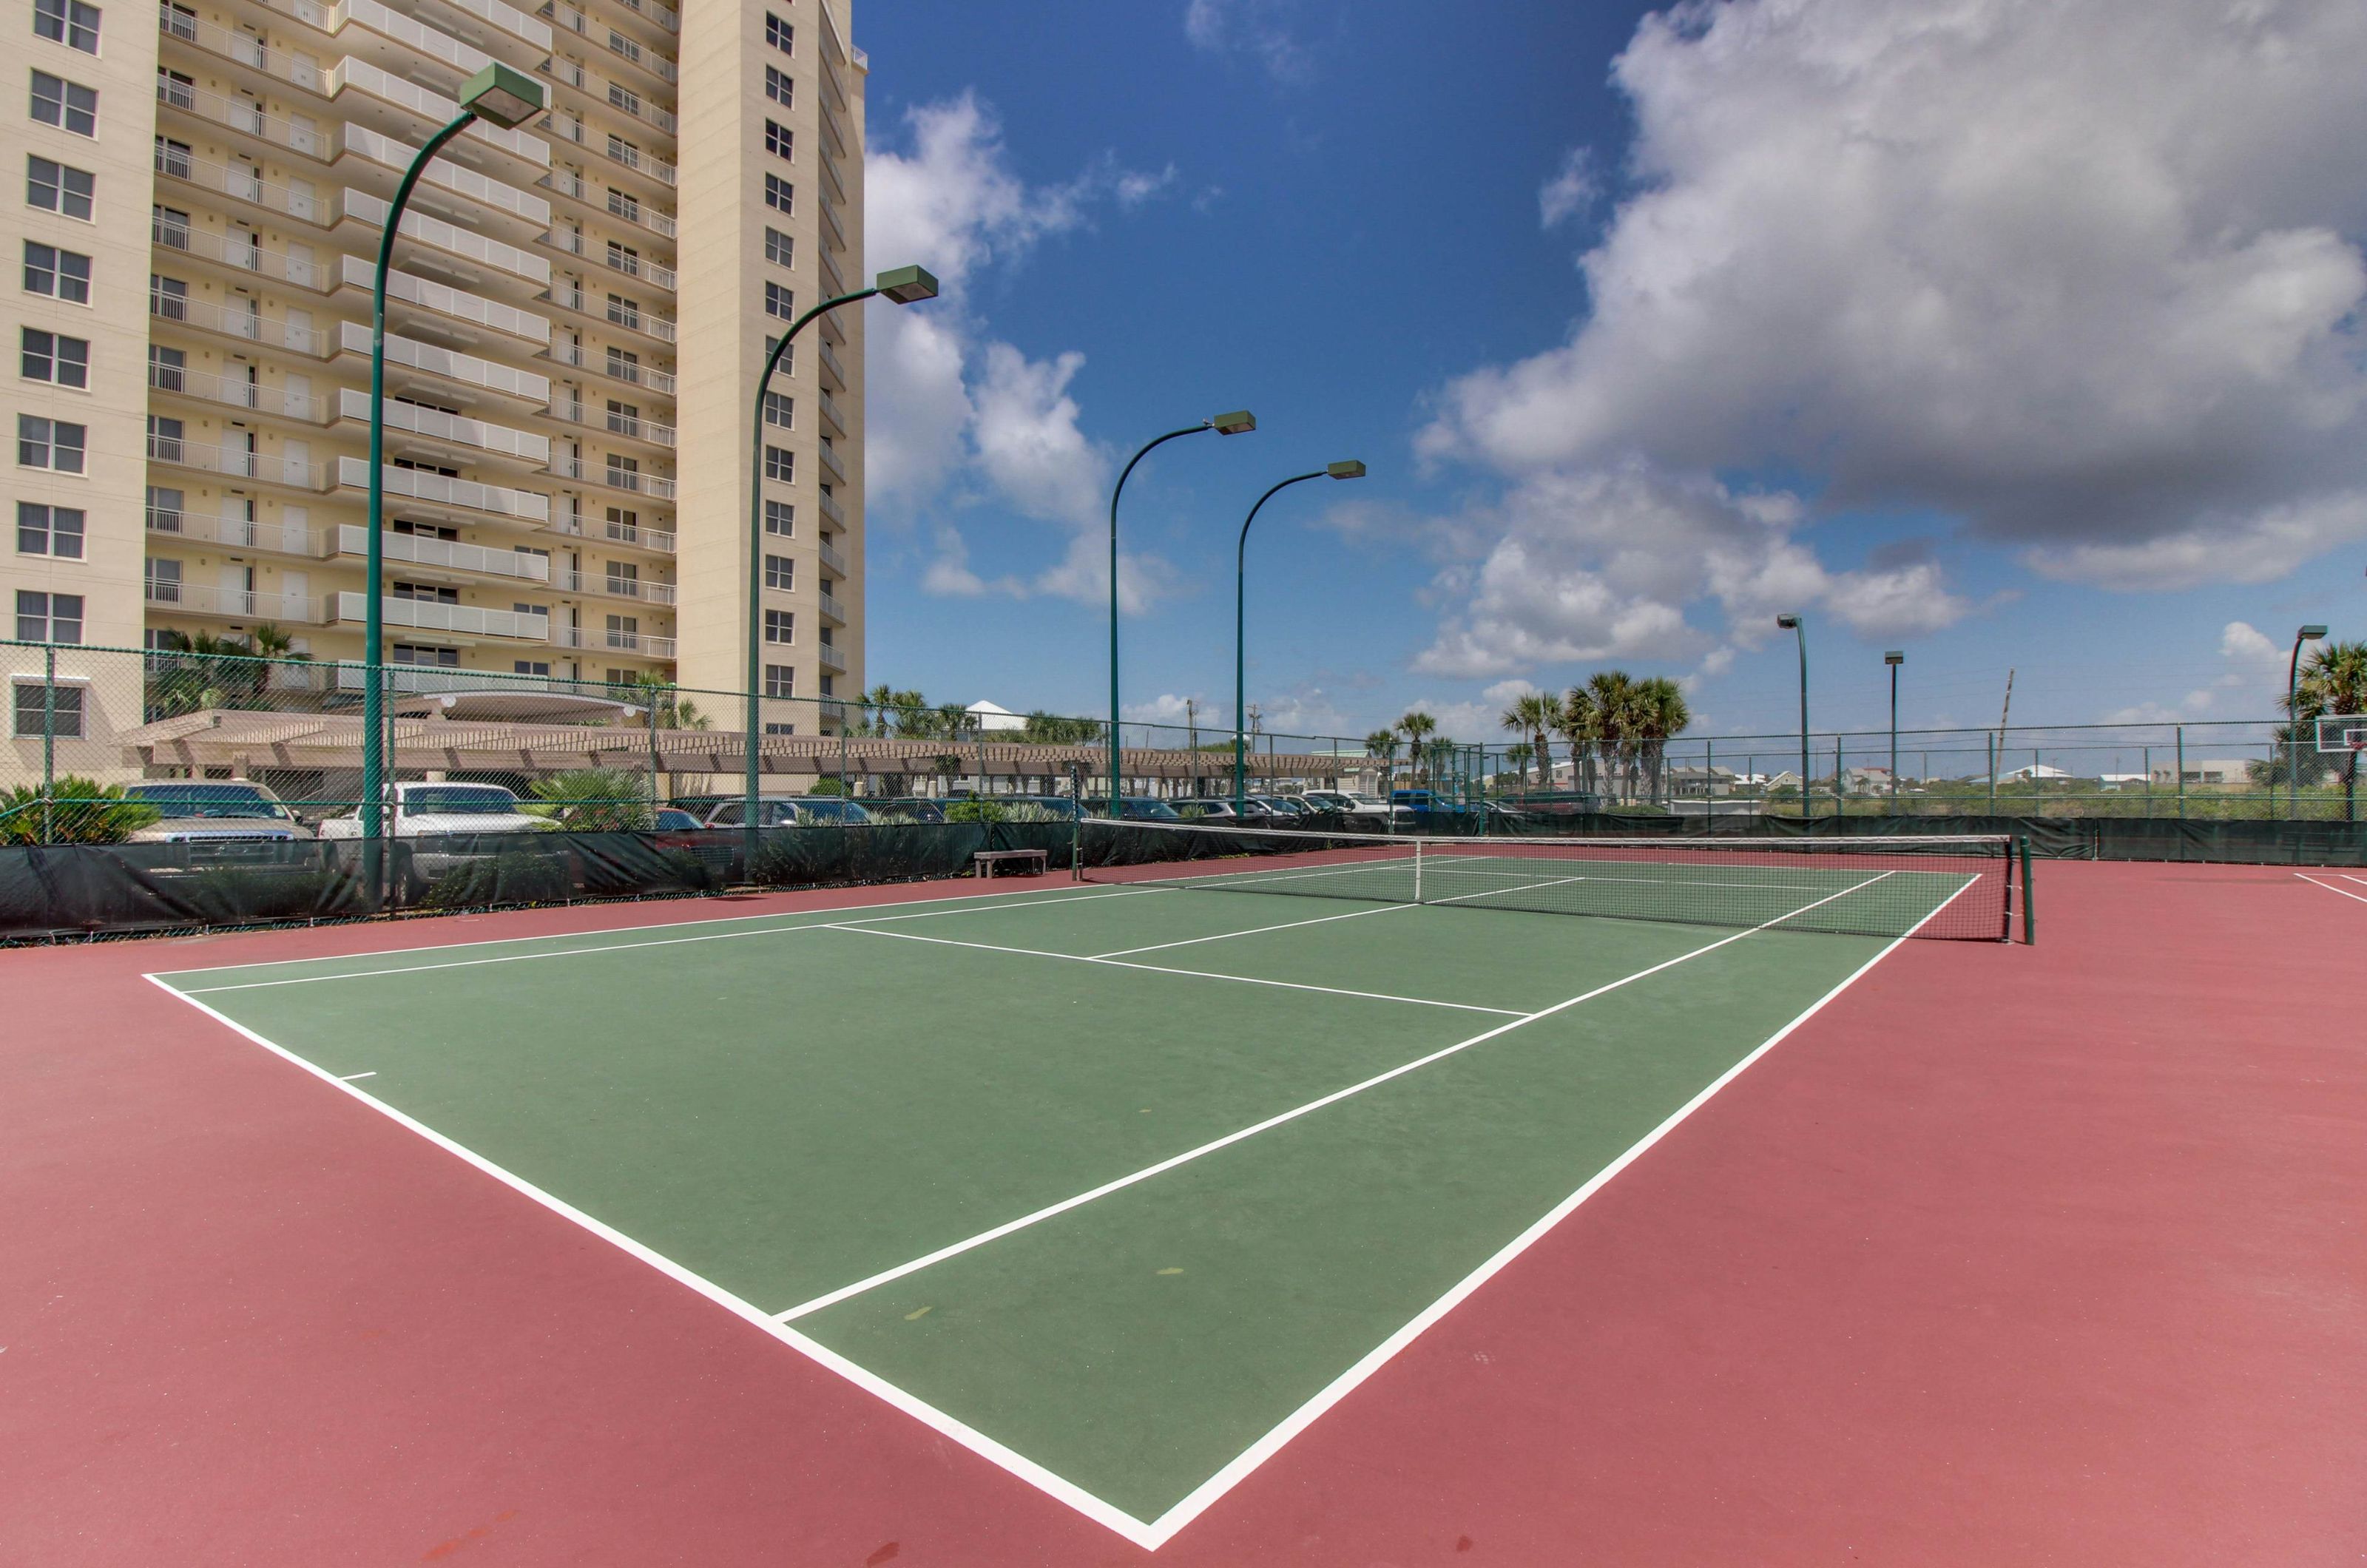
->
[764,280,794,320]
[144,484,183,530]
[34,0,101,54]
[763,391,792,429]
[15,589,83,643]
[764,553,792,590]
[24,240,91,301]
[765,13,792,54]
[18,413,84,471]
[765,120,792,160]
[13,681,84,737]
[17,501,84,556]
[21,326,87,386]
[149,274,187,318]
[764,226,792,268]
[605,293,641,330]
[763,609,792,644]
[27,154,95,219]
[763,500,793,536]
[765,65,791,107]
[763,174,792,214]
[765,663,793,698]
[764,445,792,483]
[31,70,98,136]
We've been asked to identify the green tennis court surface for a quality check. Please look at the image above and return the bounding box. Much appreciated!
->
[152,867,1971,1541]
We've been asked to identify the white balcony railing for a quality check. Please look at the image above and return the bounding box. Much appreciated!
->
[152,214,333,292]
[336,456,551,523]
[547,340,677,394]
[603,249,677,291]
[814,440,847,484]
[145,580,323,622]
[148,435,326,489]
[814,489,845,529]
[160,7,330,97]
[325,57,548,169]
[555,511,677,554]
[546,456,677,500]
[551,624,676,658]
[816,643,847,674]
[151,363,329,423]
[343,126,550,226]
[155,75,336,162]
[416,0,551,52]
[332,591,553,641]
[817,538,849,575]
[335,388,551,462]
[149,287,335,356]
[341,254,551,343]
[342,189,550,284]
[145,506,317,556]
[554,570,675,605]
[340,321,552,402]
[816,590,845,624]
[815,389,848,437]
[332,525,551,581]
[817,336,847,390]
[155,147,336,227]
[547,285,676,344]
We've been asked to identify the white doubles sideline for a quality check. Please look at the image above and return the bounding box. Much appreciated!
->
[2295,871,2367,905]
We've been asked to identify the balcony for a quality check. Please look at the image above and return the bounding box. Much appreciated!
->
[545,341,678,396]
[158,7,331,98]
[552,624,676,659]
[554,570,676,606]
[152,214,334,293]
[336,456,552,524]
[342,189,550,285]
[815,489,846,529]
[547,455,677,500]
[331,592,553,642]
[419,0,553,53]
[155,75,336,163]
[817,537,850,575]
[145,580,323,624]
[338,321,553,405]
[602,248,677,292]
[336,388,552,464]
[324,58,548,172]
[814,440,847,484]
[154,146,336,228]
[151,362,330,424]
[148,434,326,491]
[602,135,678,188]
[146,505,317,557]
[342,254,551,344]
[817,643,848,675]
[816,589,846,625]
[600,24,678,86]
[331,525,551,583]
[817,336,847,391]
[816,243,848,301]
[547,285,678,345]
[343,125,550,229]
[547,398,677,447]
[817,192,847,255]
[556,511,676,555]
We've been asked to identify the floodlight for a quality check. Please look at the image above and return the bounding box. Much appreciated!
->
[1326,460,1367,479]
[1885,650,1905,666]
[457,64,543,129]
[1776,613,1800,629]
[2298,624,2328,640]
[875,265,939,304]
[1212,410,1257,435]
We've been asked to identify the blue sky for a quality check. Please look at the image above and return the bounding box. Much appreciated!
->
[851,0,2367,747]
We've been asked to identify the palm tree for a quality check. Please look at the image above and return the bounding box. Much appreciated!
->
[1559,685,1600,800]
[1583,672,1649,801]
[2295,640,2367,817]
[1364,728,1400,794]
[1397,710,1437,789]
[1632,676,1692,802]
[1503,740,1533,790]
[1501,691,1558,792]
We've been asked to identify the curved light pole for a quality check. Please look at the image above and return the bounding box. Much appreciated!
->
[1885,649,1905,803]
[741,266,938,872]
[1106,411,1255,809]
[1776,613,1809,819]
[2289,623,2327,817]
[362,64,543,908]
[1234,460,1364,807]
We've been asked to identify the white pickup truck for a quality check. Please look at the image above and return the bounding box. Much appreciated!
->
[317,783,555,874]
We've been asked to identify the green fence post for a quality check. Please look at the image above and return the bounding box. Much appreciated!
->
[1987,733,1997,814]
[2019,834,2035,945]
[41,642,57,844]
[2175,726,2185,820]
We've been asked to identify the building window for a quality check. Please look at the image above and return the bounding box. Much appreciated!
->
[18,414,84,472]
[765,553,793,591]
[606,187,641,225]
[391,643,459,667]
[27,155,95,220]
[765,663,794,698]
[764,226,792,268]
[766,13,792,54]
[763,391,793,430]
[763,609,793,644]
[143,556,181,601]
[606,399,641,436]
[765,120,792,161]
[148,342,184,391]
[764,280,794,320]
[15,589,83,643]
[819,675,834,698]
[765,64,791,107]
[765,721,795,735]
[763,174,792,214]
[30,71,98,137]
[149,274,187,319]
[606,81,641,118]
[604,505,638,540]
[513,659,550,677]
[606,293,641,331]
[159,3,194,42]
[604,345,638,381]
[145,484,183,530]
[34,0,101,54]
[13,680,84,738]
[605,239,639,277]
[17,501,84,557]
[24,240,90,302]
[21,326,87,388]
[156,67,194,110]
[393,581,459,606]
[605,453,640,490]
[763,499,793,536]
[605,132,638,169]
[151,203,191,249]
[607,29,642,66]
[764,445,793,483]
[145,413,183,460]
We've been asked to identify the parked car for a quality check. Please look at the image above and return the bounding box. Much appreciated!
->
[652,807,704,831]
[867,797,949,823]
[316,783,561,882]
[1251,794,1317,818]
[1005,795,1086,821]
[1085,797,1185,822]
[1302,789,1411,827]
[121,780,314,869]
[1176,798,1280,824]
[699,796,874,828]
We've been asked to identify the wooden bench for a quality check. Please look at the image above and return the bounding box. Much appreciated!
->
[972,848,1049,879]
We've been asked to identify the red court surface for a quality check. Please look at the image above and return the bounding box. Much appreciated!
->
[5,861,2363,1566]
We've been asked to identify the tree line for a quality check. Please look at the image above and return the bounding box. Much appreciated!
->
[1496,672,1692,801]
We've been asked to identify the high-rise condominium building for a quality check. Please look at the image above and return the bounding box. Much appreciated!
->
[5,0,867,768]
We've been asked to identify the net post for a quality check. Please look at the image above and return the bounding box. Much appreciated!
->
[2018,834,2034,944]
[1413,837,1424,905]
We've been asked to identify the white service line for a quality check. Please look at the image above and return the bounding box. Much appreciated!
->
[831,925,1525,1017]
[2296,872,2367,905]
[774,870,1894,1326]
[171,885,1167,994]
[338,1070,377,1081]
[1091,900,1415,958]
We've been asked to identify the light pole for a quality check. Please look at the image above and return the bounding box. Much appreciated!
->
[2288,624,2327,817]
[741,266,938,873]
[1776,613,1809,818]
[362,64,543,908]
[1885,650,1905,803]
[1235,460,1364,808]
[1107,411,1255,810]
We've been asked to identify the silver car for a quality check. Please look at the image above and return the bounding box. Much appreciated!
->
[123,780,313,868]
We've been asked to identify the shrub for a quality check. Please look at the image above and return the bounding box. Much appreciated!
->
[0,778,161,845]
[529,768,652,831]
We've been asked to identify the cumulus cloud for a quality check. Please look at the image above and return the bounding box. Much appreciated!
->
[1184,0,1314,84]
[1412,464,1971,680]
[1539,147,1597,229]
[1419,0,2367,593]
[2102,620,2293,721]
[865,93,1179,606]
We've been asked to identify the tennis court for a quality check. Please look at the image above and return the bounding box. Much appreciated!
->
[143,826,2008,1546]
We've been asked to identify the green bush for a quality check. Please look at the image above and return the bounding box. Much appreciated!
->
[528,768,652,831]
[0,779,161,845]
[417,846,576,910]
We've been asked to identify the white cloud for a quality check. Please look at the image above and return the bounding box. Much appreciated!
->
[1539,146,1597,229]
[865,94,1183,606]
[2101,619,2292,721]
[1412,464,1972,680]
[1417,0,2367,592]
[1184,0,1314,84]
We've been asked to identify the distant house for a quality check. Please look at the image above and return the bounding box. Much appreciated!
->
[1843,765,1893,793]
[1999,763,2070,783]
[1668,766,1736,798]
[2150,759,2251,786]
[965,700,1027,734]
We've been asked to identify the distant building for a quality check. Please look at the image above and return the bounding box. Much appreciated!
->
[2150,759,2252,785]
[965,700,1025,734]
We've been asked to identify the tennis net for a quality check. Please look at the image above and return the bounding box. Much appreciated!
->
[1078,820,2019,942]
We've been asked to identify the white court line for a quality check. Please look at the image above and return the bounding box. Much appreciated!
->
[1092,900,1415,958]
[338,1070,376,1081]
[170,886,1166,994]
[774,871,1896,1325]
[2296,872,2367,906]
[831,925,1525,1017]
[2344,873,2367,889]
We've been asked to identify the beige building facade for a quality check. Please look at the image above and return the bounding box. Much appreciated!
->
[5,0,867,782]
